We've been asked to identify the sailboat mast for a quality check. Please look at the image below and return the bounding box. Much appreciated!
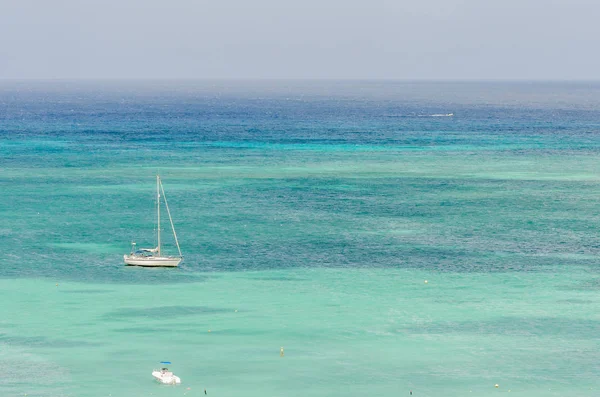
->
[157,175,161,257]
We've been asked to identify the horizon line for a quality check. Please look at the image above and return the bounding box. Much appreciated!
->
[1,77,600,83]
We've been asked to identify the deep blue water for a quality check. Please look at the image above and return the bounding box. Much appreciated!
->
[2,80,600,284]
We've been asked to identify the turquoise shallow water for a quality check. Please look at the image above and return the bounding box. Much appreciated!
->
[1,81,600,396]
[1,268,598,397]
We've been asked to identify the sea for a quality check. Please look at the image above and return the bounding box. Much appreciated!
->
[0,80,599,397]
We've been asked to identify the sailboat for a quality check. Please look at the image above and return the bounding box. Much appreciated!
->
[124,175,183,267]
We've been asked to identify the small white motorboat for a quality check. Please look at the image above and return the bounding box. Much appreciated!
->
[152,362,181,385]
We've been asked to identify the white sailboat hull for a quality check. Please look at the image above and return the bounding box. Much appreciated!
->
[124,255,182,267]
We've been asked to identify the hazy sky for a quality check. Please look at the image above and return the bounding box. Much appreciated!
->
[0,0,598,80]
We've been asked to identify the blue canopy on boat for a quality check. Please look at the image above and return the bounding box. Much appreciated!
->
[160,361,171,364]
